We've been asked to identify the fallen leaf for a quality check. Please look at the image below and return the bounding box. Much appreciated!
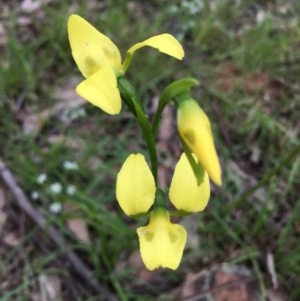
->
[3,232,20,246]
[212,271,251,301]
[20,0,53,13]
[0,22,7,47]
[0,187,5,209]
[67,218,90,244]
[179,264,257,301]
[18,77,86,135]
[17,16,33,26]
[38,274,62,301]
[20,109,53,135]
[21,0,41,13]
[47,135,86,150]
[0,187,7,233]
[52,76,85,107]
[266,288,288,301]
[64,203,90,244]
[180,271,209,298]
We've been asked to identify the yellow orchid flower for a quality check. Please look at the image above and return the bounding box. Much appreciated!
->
[169,153,210,212]
[177,99,222,186]
[116,153,156,216]
[137,208,187,270]
[68,14,184,115]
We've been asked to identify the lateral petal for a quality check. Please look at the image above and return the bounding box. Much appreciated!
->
[76,67,121,115]
[127,34,184,60]
[169,153,210,213]
[116,153,155,216]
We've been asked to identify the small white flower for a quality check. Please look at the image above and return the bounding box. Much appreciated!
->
[60,110,69,123]
[63,161,79,170]
[49,202,62,214]
[66,184,76,196]
[256,10,265,24]
[49,182,62,194]
[70,107,86,120]
[182,0,203,15]
[31,191,39,200]
[37,173,47,184]
[168,5,178,13]
[60,107,87,122]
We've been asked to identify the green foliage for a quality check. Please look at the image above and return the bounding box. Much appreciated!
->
[1,0,300,300]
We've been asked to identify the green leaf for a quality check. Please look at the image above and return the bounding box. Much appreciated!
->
[152,78,199,136]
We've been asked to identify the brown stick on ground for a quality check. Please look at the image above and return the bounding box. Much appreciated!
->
[0,158,118,301]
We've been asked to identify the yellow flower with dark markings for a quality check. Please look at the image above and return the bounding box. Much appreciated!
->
[137,208,187,271]
[68,14,184,115]
[116,153,187,270]
[116,153,156,216]
[177,99,222,186]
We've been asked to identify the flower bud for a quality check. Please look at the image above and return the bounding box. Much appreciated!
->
[177,99,222,186]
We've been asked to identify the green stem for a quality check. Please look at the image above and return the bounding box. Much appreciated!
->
[151,99,170,138]
[122,52,133,74]
[118,77,158,183]
[153,188,167,208]
[135,105,158,183]
[117,77,144,116]
[152,78,199,137]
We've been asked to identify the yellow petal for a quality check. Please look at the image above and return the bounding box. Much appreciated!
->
[68,14,122,78]
[137,209,187,270]
[177,99,222,186]
[76,67,121,115]
[169,153,210,212]
[116,153,155,216]
[127,34,184,60]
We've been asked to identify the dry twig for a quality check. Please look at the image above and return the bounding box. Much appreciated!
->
[0,158,117,301]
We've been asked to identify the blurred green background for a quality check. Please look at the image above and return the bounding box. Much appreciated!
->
[1,0,300,300]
